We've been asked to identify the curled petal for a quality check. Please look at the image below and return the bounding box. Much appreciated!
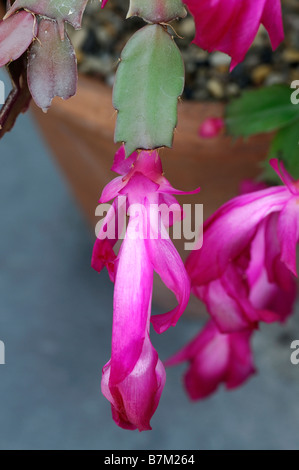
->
[261,0,284,51]
[100,176,127,203]
[195,278,256,333]
[147,223,191,334]
[270,159,297,195]
[225,329,256,389]
[186,186,290,285]
[249,262,296,323]
[158,177,200,196]
[221,265,279,326]
[111,146,137,175]
[264,213,287,288]
[248,219,296,322]
[277,199,299,277]
[110,215,153,386]
[102,336,166,432]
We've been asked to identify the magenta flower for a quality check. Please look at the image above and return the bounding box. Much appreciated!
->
[186,160,297,333]
[165,320,255,400]
[93,146,200,430]
[198,117,224,139]
[183,0,284,69]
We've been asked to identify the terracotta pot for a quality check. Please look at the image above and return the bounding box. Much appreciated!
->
[31,74,272,315]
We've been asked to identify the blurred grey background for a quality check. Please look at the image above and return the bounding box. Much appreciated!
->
[0,70,299,450]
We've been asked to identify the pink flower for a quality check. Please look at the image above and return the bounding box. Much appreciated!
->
[198,118,224,139]
[93,146,200,430]
[183,0,284,70]
[186,160,297,333]
[165,320,255,400]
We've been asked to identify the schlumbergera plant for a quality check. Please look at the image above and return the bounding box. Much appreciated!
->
[1,0,298,432]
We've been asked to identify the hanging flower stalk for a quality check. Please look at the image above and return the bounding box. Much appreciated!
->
[92,146,200,430]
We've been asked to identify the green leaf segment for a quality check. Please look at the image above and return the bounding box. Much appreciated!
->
[113,24,184,157]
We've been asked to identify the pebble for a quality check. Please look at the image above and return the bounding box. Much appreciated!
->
[282,48,299,64]
[176,16,195,38]
[226,83,241,98]
[210,52,231,68]
[265,72,287,86]
[251,64,272,85]
[207,79,225,99]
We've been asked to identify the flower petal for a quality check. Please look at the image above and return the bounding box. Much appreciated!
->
[99,176,126,203]
[277,198,299,277]
[269,159,297,195]
[261,0,284,51]
[109,216,153,386]
[186,186,290,286]
[166,320,255,400]
[102,336,166,432]
[111,145,137,175]
[147,222,191,334]
[169,321,230,400]
[184,0,283,69]
[158,177,200,196]
[226,330,256,389]
[195,278,255,333]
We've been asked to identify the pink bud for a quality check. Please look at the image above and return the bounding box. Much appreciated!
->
[198,117,224,139]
